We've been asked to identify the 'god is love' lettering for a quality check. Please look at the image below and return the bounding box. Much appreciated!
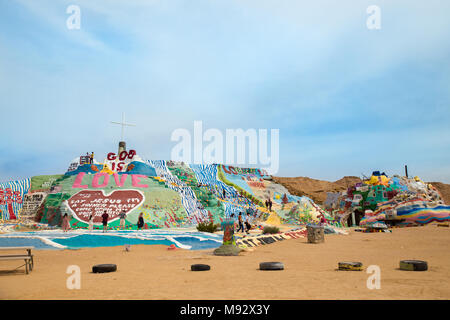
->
[72,172,149,189]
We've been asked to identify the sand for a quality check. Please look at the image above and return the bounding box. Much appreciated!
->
[0,224,449,300]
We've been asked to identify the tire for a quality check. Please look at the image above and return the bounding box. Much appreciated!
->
[338,262,363,271]
[191,264,211,271]
[92,264,117,273]
[400,260,428,271]
[259,262,284,271]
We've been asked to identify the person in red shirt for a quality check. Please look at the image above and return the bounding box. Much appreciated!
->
[101,210,109,233]
[320,214,327,226]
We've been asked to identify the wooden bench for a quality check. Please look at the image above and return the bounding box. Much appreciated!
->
[0,246,34,274]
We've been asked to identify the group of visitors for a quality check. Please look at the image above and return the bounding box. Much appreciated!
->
[265,198,273,211]
[99,210,145,232]
[61,209,146,232]
[85,152,94,164]
[231,212,253,235]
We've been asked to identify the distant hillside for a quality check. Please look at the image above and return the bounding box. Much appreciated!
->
[429,182,450,205]
[272,176,362,205]
[273,176,450,205]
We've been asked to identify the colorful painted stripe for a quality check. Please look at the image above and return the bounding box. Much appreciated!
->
[189,164,252,217]
[396,205,450,224]
[0,178,31,220]
[148,160,208,224]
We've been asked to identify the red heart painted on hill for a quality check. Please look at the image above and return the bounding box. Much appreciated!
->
[67,189,145,224]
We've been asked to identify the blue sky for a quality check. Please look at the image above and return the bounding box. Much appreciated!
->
[1,0,450,182]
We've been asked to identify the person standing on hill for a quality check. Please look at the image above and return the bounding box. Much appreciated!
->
[119,210,127,230]
[90,152,94,164]
[137,212,144,230]
[101,210,109,233]
[88,214,94,231]
[236,213,245,233]
[62,213,70,232]
[320,214,327,226]
[268,198,273,212]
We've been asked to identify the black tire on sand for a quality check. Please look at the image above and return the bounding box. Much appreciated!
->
[399,260,428,271]
[191,264,211,271]
[92,264,117,273]
[259,262,284,271]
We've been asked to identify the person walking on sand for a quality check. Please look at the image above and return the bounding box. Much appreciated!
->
[236,213,245,233]
[101,210,109,233]
[62,213,70,232]
[137,212,144,230]
[245,215,251,234]
[119,210,127,230]
[88,214,94,231]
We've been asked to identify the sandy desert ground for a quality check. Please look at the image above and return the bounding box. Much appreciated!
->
[0,224,449,300]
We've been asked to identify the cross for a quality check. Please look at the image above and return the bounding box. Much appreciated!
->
[111,113,136,141]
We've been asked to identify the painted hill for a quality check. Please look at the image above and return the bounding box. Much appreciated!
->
[272,175,450,206]
[0,150,334,230]
[1,147,448,230]
[274,174,450,227]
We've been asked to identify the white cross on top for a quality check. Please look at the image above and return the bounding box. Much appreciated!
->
[111,113,136,141]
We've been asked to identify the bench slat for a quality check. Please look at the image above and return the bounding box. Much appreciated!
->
[0,256,32,261]
[0,254,33,258]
